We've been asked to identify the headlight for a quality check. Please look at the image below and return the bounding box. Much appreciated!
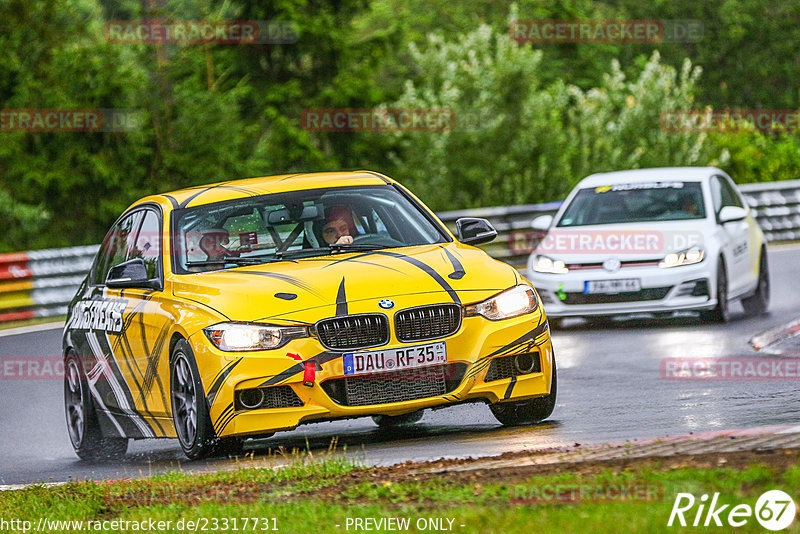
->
[204,323,308,351]
[464,285,539,321]
[531,254,569,274]
[658,246,705,268]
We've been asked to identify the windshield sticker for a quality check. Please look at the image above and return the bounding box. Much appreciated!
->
[595,181,685,192]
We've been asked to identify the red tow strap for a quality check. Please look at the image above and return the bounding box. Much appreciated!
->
[303,361,316,387]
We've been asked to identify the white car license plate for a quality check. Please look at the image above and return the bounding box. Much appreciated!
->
[343,342,447,376]
[584,279,641,294]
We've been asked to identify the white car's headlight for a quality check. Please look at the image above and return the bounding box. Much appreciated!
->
[204,323,308,351]
[464,285,539,321]
[658,246,705,268]
[531,254,569,274]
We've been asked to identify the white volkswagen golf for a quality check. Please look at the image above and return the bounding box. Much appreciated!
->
[526,167,769,324]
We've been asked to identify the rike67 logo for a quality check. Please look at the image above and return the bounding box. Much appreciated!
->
[668,490,796,531]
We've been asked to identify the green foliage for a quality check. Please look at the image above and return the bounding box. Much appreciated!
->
[1,0,799,251]
[382,25,718,209]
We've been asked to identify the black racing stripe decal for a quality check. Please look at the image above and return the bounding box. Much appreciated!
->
[377,251,461,304]
[259,362,304,387]
[306,350,340,370]
[179,182,261,209]
[206,358,243,406]
[324,251,461,304]
[162,194,179,209]
[504,376,517,399]
[333,259,406,274]
[217,411,238,435]
[443,247,466,280]
[114,330,164,436]
[466,318,549,380]
[213,403,234,429]
[257,350,340,387]
[335,278,348,316]
[142,322,169,397]
[236,271,324,299]
[95,331,155,438]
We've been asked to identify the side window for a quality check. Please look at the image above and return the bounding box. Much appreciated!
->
[104,212,144,282]
[91,228,116,285]
[720,176,744,208]
[710,176,723,214]
[129,209,161,280]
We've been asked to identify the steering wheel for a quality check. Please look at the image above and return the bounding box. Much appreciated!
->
[352,234,404,247]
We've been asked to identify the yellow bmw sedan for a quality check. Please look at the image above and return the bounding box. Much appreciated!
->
[62,171,556,460]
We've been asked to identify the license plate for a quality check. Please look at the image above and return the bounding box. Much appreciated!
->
[584,279,641,294]
[343,342,447,376]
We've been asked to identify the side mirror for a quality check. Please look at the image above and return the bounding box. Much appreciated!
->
[718,206,747,224]
[106,258,161,290]
[531,214,554,231]
[456,217,497,245]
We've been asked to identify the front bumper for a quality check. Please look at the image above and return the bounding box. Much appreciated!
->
[527,261,716,317]
[189,308,554,438]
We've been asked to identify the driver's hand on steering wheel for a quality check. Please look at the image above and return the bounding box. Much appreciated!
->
[335,235,353,245]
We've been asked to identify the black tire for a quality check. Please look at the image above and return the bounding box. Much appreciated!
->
[742,248,770,316]
[170,339,216,460]
[64,351,128,461]
[372,410,424,428]
[701,257,730,323]
[490,362,557,426]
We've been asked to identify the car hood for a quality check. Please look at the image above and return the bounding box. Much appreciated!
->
[171,243,519,323]
[531,219,711,263]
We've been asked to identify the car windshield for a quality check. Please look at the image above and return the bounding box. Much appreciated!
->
[557,181,706,227]
[172,185,448,273]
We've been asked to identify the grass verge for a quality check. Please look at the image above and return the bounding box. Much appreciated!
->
[1,450,798,533]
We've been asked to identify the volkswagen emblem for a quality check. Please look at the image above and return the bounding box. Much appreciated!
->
[378,299,395,310]
[602,258,621,272]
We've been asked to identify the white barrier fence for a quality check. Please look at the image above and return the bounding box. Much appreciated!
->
[1,181,798,323]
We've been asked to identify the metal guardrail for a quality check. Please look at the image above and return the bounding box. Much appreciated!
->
[0,181,798,324]
[0,245,98,322]
[739,179,800,242]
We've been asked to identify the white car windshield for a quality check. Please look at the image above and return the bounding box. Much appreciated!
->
[557,181,706,227]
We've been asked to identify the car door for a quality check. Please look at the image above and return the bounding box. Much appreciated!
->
[710,175,751,296]
[104,206,175,437]
[71,210,148,438]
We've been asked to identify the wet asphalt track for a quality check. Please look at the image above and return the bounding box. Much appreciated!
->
[1,246,799,485]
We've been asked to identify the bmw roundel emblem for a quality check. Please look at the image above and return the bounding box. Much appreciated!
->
[378,299,395,310]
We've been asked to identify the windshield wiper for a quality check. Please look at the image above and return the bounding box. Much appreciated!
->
[328,243,387,252]
[186,256,278,267]
[274,244,386,259]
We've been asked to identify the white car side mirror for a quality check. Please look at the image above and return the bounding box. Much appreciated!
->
[531,214,554,231]
[718,206,747,224]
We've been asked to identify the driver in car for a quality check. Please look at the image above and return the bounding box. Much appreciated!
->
[321,205,358,245]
